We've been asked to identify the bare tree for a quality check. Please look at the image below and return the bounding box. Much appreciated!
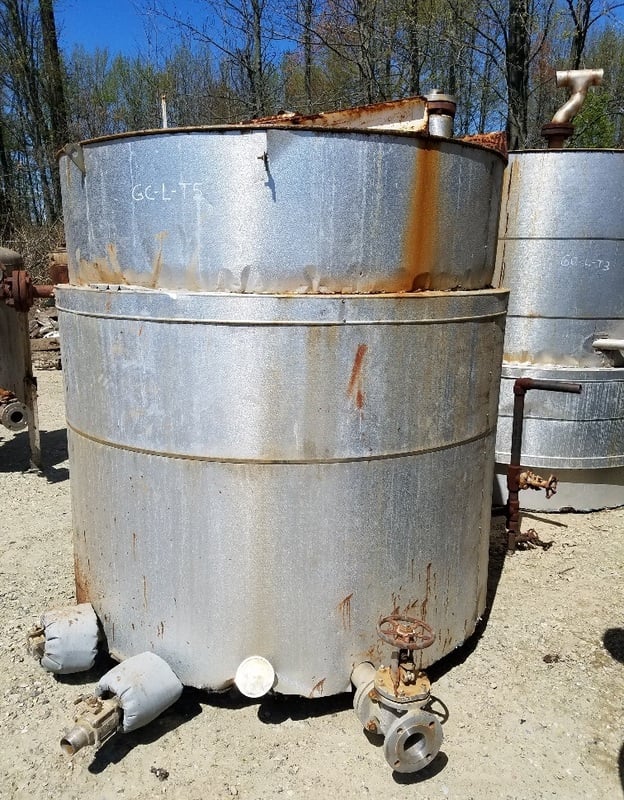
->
[146,0,277,118]
[39,0,67,212]
[565,0,624,69]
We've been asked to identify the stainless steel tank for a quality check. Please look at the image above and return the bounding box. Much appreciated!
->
[57,123,507,695]
[494,150,624,510]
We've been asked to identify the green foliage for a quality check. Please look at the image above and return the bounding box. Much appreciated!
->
[571,89,617,148]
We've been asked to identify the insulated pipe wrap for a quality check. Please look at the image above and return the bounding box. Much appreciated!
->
[96,652,183,732]
[40,603,99,674]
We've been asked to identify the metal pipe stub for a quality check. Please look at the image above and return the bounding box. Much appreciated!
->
[506,377,582,551]
[426,90,456,138]
[1,269,54,312]
[542,68,603,147]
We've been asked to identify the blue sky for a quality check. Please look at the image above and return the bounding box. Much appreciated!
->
[57,0,174,56]
[57,0,624,59]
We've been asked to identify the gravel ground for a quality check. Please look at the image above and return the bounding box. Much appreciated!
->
[1,370,623,799]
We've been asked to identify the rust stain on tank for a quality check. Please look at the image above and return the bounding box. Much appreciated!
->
[157,621,165,638]
[143,575,148,609]
[74,555,91,604]
[338,593,354,630]
[421,562,432,619]
[77,242,128,286]
[150,231,169,287]
[402,144,441,291]
[347,344,368,409]
[364,641,383,663]
[309,678,326,697]
[131,531,137,559]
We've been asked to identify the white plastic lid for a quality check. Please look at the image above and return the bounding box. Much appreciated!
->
[234,656,276,698]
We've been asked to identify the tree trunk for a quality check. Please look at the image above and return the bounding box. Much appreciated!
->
[406,0,420,95]
[40,0,67,217]
[0,119,15,238]
[507,0,530,149]
[567,0,592,70]
[302,0,313,111]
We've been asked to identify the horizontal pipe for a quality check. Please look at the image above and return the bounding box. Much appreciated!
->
[593,339,624,351]
[513,378,582,395]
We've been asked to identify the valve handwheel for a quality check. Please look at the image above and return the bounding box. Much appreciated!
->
[377,614,435,650]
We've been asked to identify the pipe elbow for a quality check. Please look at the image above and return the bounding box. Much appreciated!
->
[551,69,604,124]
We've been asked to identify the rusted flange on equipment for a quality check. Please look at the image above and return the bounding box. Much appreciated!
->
[541,122,574,149]
[1,269,54,312]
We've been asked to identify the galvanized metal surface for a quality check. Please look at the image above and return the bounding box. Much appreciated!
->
[59,128,504,294]
[57,285,507,694]
[496,365,624,470]
[494,150,624,508]
[495,365,624,511]
[495,151,624,369]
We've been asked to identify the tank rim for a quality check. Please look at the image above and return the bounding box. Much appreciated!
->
[57,125,507,162]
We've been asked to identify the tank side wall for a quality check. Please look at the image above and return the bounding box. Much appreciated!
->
[59,288,507,693]
[59,131,503,292]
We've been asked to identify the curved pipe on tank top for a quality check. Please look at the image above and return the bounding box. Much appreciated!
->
[551,69,604,124]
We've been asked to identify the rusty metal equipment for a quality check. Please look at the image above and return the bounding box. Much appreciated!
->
[505,378,582,552]
[352,615,442,772]
[58,98,503,294]
[0,248,48,467]
[494,69,624,511]
[0,245,64,467]
[60,652,182,755]
[1,268,54,312]
[47,97,509,772]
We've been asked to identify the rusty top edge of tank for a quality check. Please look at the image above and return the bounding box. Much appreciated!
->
[57,126,507,162]
[57,286,510,300]
[461,131,507,158]
[241,95,429,125]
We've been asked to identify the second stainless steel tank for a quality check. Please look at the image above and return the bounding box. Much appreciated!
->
[494,150,624,510]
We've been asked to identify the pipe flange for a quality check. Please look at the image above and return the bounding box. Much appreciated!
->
[1,400,28,431]
[541,122,574,148]
[384,709,443,773]
[374,665,430,704]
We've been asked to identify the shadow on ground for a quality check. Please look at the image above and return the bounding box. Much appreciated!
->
[427,515,508,682]
[602,628,624,793]
[0,427,68,481]
[87,687,205,774]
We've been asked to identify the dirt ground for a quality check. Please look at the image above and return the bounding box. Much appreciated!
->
[1,369,623,800]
